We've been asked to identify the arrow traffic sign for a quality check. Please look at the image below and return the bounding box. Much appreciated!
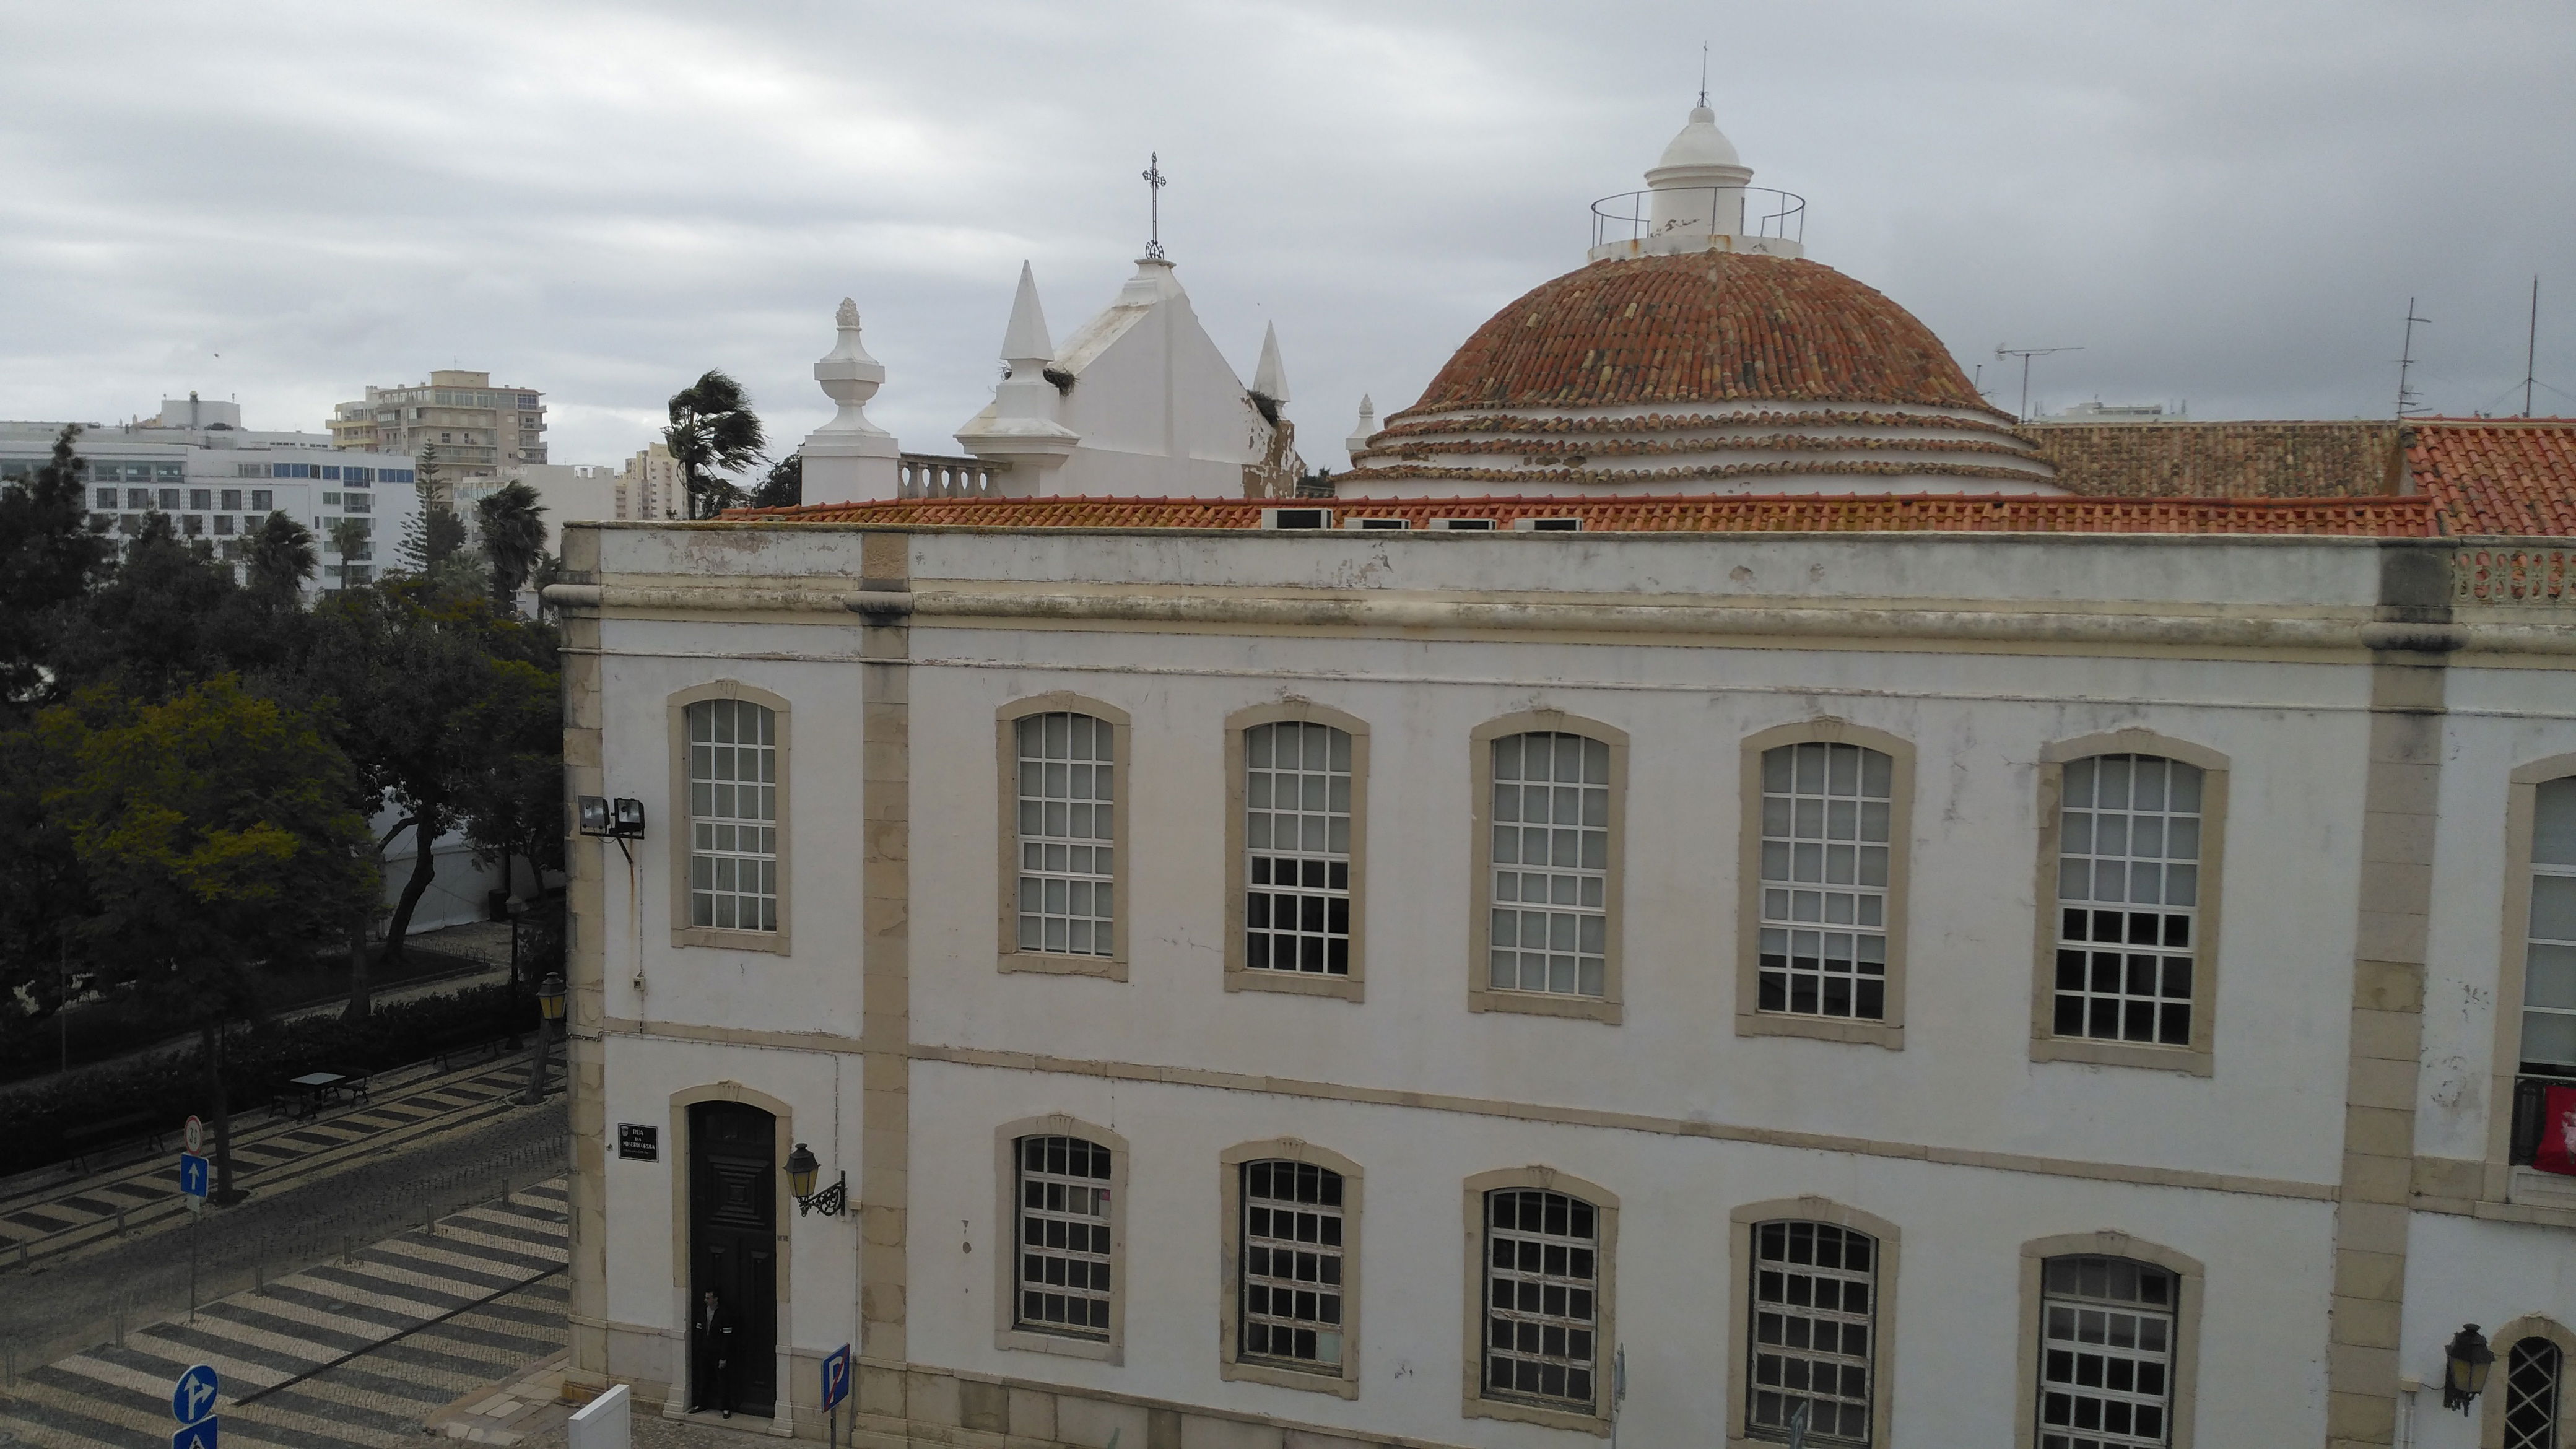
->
[173,1362,220,1423]
[171,1415,218,1449]
[179,1152,210,1200]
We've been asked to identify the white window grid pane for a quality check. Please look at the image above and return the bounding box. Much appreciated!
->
[2524,778,2576,1073]
[1483,1189,1599,1411]
[686,700,778,933]
[1489,733,1611,998]
[1017,1134,1113,1337]
[2053,755,2203,1047]
[1245,722,1352,977]
[1758,742,1893,1021]
[1750,1221,1876,1445]
[2501,1336,2563,1449]
[1241,1160,1345,1367]
[2038,1255,2177,1449]
[1017,713,1115,956]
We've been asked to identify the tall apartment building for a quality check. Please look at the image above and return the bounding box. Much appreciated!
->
[614,440,682,520]
[329,369,548,494]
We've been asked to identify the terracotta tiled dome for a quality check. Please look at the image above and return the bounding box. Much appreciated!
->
[1402,252,1995,417]
[1339,251,2057,498]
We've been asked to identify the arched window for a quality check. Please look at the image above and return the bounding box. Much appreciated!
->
[1482,1186,1603,1412]
[1757,741,1895,1022]
[1238,1159,1346,1368]
[2053,755,2204,1049]
[1487,731,1613,999]
[2036,1255,2177,1449]
[1243,721,1354,978]
[2519,778,2576,1085]
[1749,1219,1879,1445]
[1015,1134,1113,1338]
[2504,1334,2564,1449]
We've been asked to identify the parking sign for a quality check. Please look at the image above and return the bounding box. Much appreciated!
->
[820,1343,851,1411]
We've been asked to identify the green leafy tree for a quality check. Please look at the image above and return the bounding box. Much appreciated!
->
[53,514,251,701]
[664,370,768,519]
[747,453,802,510]
[243,511,318,599]
[36,676,376,1198]
[0,425,114,715]
[474,482,547,611]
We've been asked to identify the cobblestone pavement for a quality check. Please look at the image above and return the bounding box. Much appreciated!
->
[0,1180,569,1449]
[0,1089,567,1372]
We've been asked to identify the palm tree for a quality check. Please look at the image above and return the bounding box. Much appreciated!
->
[243,511,318,596]
[328,516,374,590]
[664,370,767,520]
[475,482,547,612]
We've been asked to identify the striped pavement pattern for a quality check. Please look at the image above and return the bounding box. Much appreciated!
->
[2,1055,539,1269]
[0,1178,569,1449]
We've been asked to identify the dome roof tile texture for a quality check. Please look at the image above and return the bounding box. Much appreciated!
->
[1401,252,1997,419]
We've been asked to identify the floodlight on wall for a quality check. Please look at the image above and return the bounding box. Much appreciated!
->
[2443,1323,2495,1412]
[786,1141,848,1217]
[576,795,647,840]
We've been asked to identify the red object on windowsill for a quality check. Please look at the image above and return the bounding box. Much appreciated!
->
[2537,1086,2576,1177]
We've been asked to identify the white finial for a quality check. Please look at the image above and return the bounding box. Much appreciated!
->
[1345,393,1377,461]
[812,296,889,438]
[1253,322,1290,405]
[1001,262,1054,370]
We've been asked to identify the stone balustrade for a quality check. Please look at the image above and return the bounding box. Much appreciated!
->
[899,454,1008,499]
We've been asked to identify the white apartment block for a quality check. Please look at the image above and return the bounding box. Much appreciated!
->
[330,367,549,484]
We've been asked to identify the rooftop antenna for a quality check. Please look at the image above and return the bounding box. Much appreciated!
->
[2396,298,2432,417]
[1994,345,2082,423]
[1698,44,1709,107]
[2523,276,2541,418]
[1141,153,1168,261]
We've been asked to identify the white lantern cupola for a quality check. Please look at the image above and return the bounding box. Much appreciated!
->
[1588,102,1803,263]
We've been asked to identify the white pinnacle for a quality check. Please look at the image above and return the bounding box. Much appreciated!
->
[1345,393,1377,459]
[1253,321,1290,404]
[1001,261,1054,370]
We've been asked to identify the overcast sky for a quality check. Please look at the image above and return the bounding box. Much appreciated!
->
[4,1,2571,474]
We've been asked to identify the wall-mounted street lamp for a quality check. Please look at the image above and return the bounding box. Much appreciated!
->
[2443,1323,2496,1412]
[520,971,567,1105]
[786,1142,848,1217]
[577,796,647,840]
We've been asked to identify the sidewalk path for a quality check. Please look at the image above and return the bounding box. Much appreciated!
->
[0,1179,570,1449]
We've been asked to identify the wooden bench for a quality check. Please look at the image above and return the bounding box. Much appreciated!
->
[421,1022,508,1072]
[61,1112,165,1173]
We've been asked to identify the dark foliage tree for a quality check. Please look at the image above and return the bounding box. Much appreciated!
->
[747,453,802,510]
[0,425,115,716]
[243,511,318,599]
[52,514,256,701]
[664,370,768,520]
[475,481,548,611]
[35,676,376,1198]
[394,502,464,578]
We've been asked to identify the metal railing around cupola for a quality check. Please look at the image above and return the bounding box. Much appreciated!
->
[1588,186,1807,251]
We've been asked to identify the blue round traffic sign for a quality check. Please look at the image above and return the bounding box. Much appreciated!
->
[173,1363,219,1424]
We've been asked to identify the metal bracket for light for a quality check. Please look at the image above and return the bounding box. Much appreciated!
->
[786,1142,848,1217]
[577,796,646,839]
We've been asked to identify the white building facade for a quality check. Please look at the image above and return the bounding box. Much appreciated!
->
[552,513,2576,1449]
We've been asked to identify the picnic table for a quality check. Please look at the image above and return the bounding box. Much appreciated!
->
[283,1070,349,1118]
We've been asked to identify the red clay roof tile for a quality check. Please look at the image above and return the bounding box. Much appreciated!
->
[2406,420,2576,536]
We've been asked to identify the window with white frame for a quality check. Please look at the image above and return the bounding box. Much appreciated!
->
[1483,1188,1601,1411]
[2053,755,2203,1047]
[1245,721,1352,977]
[2502,1336,2563,1449]
[2523,778,2576,1078]
[685,698,778,932]
[1016,1134,1112,1337]
[1758,742,1893,1020]
[1015,712,1114,956]
[1240,1160,1345,1369]
[2037,1255,2177,1449]
[1488,733,1611,998]
[1749,1220,1876,1445]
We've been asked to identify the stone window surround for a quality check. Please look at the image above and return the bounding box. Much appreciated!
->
[1224,702,1371,1003]
[2010,1232,2204,1449]
[2486,754,2576,1201]
[1725,1197,1900,1449]
[1460,1165,1620,1437]
[1468,711,1631,1025]
[993,1115,1130,1364]
[2481,1315,2576,1449]
[1736,720,1916,1050]
[666,681,793,955]
[1216,1139,1364,1398]
[996,694,1133,981]
[2029,730,2232,1077]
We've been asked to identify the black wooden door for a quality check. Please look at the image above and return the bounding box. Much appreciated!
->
[689,1102,778,1416]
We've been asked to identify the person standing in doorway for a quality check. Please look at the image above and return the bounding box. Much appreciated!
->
[694,1289,734,1417]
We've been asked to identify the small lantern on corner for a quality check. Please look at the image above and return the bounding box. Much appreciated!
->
[786,1141,848,1217]
[2443,1323,2496,1413]
[536,972,568,1031]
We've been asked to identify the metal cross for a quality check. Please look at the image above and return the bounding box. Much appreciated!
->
[1142,152,1167,260]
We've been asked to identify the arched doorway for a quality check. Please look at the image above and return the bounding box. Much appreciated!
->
[688,1101,778,1417]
